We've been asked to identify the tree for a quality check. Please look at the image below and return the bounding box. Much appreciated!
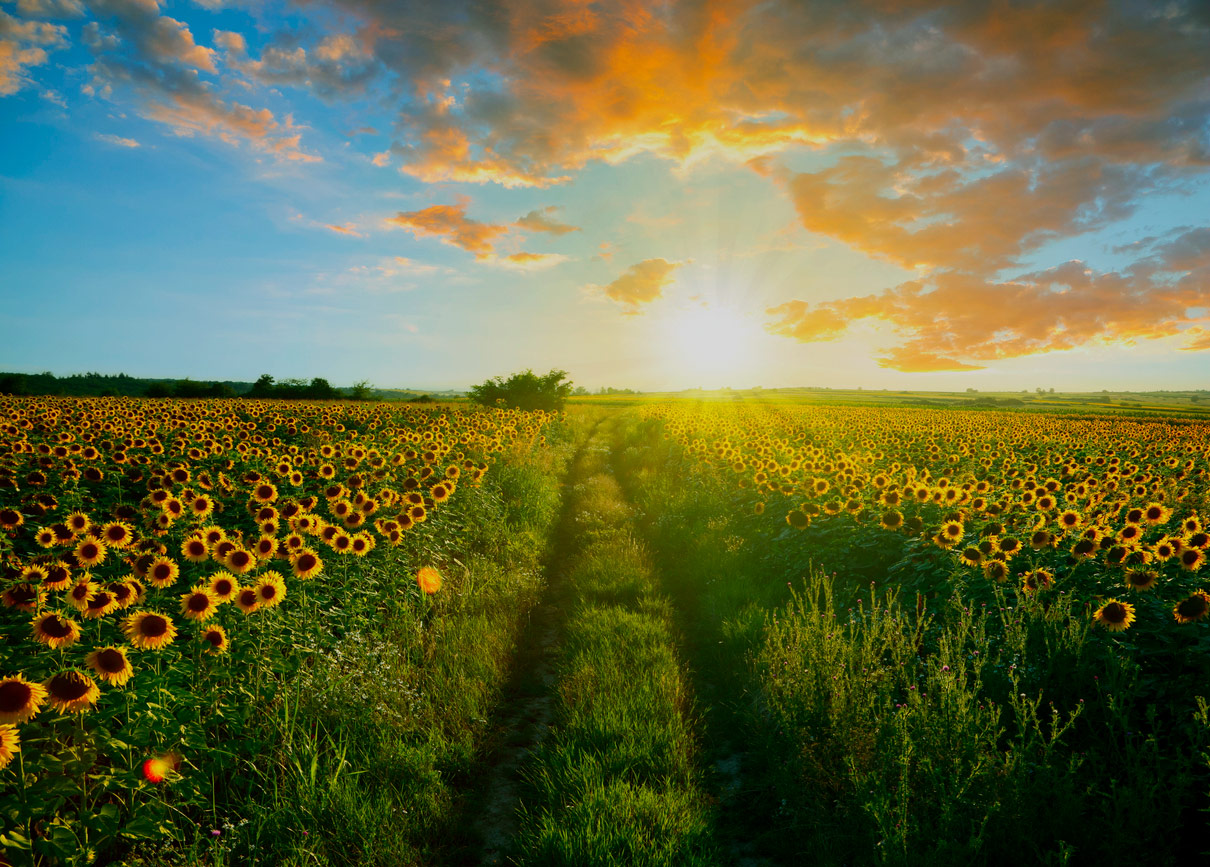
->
[349,380,374,400]
[249,374,276,398]
[468,369,573,411]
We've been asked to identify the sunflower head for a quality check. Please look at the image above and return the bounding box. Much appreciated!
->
[1094,599,1135,632]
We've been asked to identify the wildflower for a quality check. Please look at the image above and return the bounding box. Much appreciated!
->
[417,566,441,595]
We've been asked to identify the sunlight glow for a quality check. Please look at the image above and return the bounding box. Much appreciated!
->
[665,303,763,387]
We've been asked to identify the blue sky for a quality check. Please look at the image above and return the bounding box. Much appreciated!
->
[2,0,1209,391]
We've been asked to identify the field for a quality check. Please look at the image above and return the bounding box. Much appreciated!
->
[2,394,1209,866]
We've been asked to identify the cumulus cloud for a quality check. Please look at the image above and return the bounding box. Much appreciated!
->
[593,258,681,314]
[383,201,509,258]
[515,205,579,236]
[492,251,568,270]
[0,9,67,96]
[216,28,379,99]
[79,0,319,162]
[15,0,85,18]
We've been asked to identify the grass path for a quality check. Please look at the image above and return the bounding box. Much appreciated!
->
[444,416,723,865]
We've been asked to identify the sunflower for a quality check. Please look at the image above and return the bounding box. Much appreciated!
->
[0,508,24,530]
[208,571,238,602]
[1029,529,1054,549]
[998,536,1022,557]
[122,611,178,650]
[31,611,81,649]
[100,521,134,549]
[880,510,903,530]
[1179,549,1204,572]
[1057,510,1082,531]
[1093,599,1135,632]
[0,675,47,724]
[189,495,214,520]
[108,580,138,610]
[1072,538,1098,559]
[74,538,107,568]
[290,548,323,580]
[417,566,441,595]
[201,526,226,548]
[65,511,91,534]
[1119,524,1144,545]
[1021,569,1053,593]
[225,548,255,575]
[330,532,353,554]
[66,578,98,612]
[86,646,135,687]
[2,583,42,613]
[44,670,100,714]
[42,563,73,591]
[146,557,180,589]
[982,560,1010,583]
[252,482,278,504]
[82,589,119,619]
[201,624,228,655]
[1174,591,1210,624]
[960,547,983,567]
[1125,570,1159,592]
[1143,503,1171,525]
[181,536,210,563]
[179,587,219,622]
[0,725,18,770]
[254,573,286,609]
[350,533,374,556]
[234,586,260,614]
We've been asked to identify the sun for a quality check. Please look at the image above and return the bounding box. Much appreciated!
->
[666,303,760,386]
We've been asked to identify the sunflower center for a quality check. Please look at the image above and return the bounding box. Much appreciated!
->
[0,681,32,712]
[187,594,210,612]
[87,592,113,610]
[97,649,126,672]
[1102,603,1127,623]
[140,615,169,637]
[48,675,90,701]
[205,631,224,647]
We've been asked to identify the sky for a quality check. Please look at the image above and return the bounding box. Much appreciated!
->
[2,0,1209,392]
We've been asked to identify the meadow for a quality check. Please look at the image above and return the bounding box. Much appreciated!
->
[1,394,1208,865]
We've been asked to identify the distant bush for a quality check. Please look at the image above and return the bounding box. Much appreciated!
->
[468,369,573,411]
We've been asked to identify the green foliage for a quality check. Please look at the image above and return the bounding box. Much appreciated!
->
[247,374,341,400]
[469,369,573,411]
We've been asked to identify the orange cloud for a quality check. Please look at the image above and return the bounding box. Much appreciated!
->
[384,201,509,258]
[494,251,568,270]
[767,227,1210,371]
[322,0,1210,188]
[324,223,364,237]
[595,258,680,313]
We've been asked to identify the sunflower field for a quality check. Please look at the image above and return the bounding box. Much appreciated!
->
[615,400,1210,864]
[0,395,563,865]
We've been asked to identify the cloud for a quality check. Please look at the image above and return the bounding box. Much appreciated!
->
[306,0,1210,189]
[383,200,509,258]
[766,226,1210,371]
[95,131,140,146]
[593,258,681,313]
[323,222,364,237]
[515,205,579,236]
[216,28,379,100]
[15,0,84,18]
[0,9,67,96]
[492,251,568,270]
[80,2,319,162]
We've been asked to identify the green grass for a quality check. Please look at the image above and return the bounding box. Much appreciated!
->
[510,422,722,866]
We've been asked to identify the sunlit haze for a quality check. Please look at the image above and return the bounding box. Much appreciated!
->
[2,0,1209,391]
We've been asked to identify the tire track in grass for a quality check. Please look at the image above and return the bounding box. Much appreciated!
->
[439,414,604,866]
[508,420,724,866]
